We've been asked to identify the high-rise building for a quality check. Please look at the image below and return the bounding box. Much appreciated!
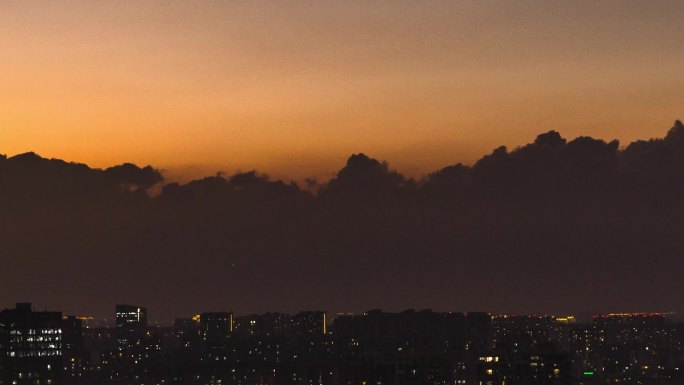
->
[0,303,63,385]
[199,312,233,343]
[466,312,492,351]
[290,311,327,336]
[61,316,88,381]
[198,312,233,362]
[114,305,147,350]
[233,313,290,337]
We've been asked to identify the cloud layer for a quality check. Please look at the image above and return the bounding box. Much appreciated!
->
[3,121,684,321]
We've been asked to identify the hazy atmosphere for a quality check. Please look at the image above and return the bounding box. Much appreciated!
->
[5,3,684,385]
[3,121,684,321]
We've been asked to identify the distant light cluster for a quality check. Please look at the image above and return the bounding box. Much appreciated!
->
[2,304,684,385]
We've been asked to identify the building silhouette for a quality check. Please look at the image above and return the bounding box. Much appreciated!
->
[0,303,63,385]
[114,305,146,351]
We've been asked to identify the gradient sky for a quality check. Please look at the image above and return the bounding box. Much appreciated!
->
[2,1,683,182]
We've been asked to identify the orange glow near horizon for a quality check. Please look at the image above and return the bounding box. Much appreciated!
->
[2,1,684,182]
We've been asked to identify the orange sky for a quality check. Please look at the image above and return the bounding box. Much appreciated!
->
[1,1,683,182]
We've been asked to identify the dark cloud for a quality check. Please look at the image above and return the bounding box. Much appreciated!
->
[322,153,411,196]
[3,122,684,321]
[104,163,163,190]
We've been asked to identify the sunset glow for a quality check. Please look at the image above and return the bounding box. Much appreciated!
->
[2,1,683,181]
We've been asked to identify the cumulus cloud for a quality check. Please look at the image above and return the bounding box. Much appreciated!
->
[2,121,684,320]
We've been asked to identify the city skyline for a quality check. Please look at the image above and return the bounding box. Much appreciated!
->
[3,301,684,384]
[4,301,681,327]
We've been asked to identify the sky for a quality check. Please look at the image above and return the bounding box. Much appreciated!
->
[1,1,683,182]
[3,1,684,320]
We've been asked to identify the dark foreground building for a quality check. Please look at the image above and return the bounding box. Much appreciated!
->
[0,303,63,385]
